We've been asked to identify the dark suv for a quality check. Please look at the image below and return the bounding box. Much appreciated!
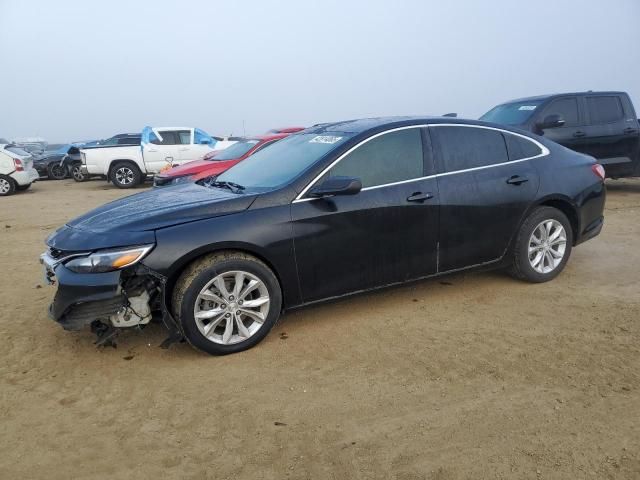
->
[481,91,640,178]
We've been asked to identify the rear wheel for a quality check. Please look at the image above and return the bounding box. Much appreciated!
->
[172,252,282,355]
[47,163,67,180]
[510,206,573,283]
[110,162,141,188]
[0,175,16,196]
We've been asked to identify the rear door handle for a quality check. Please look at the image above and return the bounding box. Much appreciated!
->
[573,131,586,138]
[407,192,433,202]
[506,175,529,185]
[623,127,638,135]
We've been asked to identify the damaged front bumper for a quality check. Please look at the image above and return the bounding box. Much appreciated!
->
[41,252,183,346]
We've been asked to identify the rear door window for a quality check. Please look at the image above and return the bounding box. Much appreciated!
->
[431,126,508,173]
[176,130,192,145]
[540,97,580,126]
[503,132,543,160]
[328,128,424,188]
[586,96,624,124]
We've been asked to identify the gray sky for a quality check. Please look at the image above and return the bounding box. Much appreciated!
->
[1,0,639,141]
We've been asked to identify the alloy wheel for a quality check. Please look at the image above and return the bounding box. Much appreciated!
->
[0,178,10,194]
[72,165,85,181]
[115,167,134,185]
[194,270,270,345]
[528,219,567,274]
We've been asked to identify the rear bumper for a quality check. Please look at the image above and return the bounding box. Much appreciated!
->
[576,215,604,245]
[11,168,39,186]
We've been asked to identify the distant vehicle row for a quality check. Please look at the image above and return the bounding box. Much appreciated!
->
[482,90,640,178]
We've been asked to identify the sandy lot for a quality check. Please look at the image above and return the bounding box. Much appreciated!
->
[0,178,638,479]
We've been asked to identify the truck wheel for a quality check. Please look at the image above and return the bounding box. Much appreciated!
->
[71,163,87,182]
[172,251,283,355]
[47,163,67,180]
[110,162,141,188]
[509,206,573,283]
[0,175,16,196]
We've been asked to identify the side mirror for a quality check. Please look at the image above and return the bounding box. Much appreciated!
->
[537,114,565,130]
[199,138,212,145]
[309,176,362,198]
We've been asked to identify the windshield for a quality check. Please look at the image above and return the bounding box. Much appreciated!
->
[212,140,260,161]
[216,132,354,192]
[480,100,545,125]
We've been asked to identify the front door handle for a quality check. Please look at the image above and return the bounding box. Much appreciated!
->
[573,131,586,138]
[623,127,638,135]
[506,175,529,186]
[407,192,433,202]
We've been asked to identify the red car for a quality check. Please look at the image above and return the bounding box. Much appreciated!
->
[153,133,290,187]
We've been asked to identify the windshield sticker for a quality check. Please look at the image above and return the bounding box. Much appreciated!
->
[309,135,343,144]
[518,105,537,111]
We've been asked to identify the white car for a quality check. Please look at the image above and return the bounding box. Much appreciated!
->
[0,143,39,196]
[80,127,223,188]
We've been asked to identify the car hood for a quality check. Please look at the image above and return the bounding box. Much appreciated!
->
[47,183,257,251]
[160,158,239,178]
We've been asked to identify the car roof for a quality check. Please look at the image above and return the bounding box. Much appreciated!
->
[304,116,502,134]
[503,91,627,104]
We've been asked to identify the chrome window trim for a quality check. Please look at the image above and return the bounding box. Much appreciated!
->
[292,123,549,204]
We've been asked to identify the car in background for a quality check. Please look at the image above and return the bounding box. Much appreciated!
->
[81,133,141,149]
[481,91,640,178]
[0,144,39,196]
[153,133,289,187]
[33,144,83,180]
[80,127,218,188]
[265,126,305,134]
[41,117,605,355]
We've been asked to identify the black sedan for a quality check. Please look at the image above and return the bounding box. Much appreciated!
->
[41,117,606,355]
[33,145,82,180]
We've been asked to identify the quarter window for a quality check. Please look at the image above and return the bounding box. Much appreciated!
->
[586,96,624,124]
[431,126,508,172]
[328,128,423,188]
[503,132,542,160]
[540,98,580,127]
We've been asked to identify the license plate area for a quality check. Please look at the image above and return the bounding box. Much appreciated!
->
[40,254,57,285]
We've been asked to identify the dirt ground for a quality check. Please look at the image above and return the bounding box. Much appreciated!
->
[0,177,638,480]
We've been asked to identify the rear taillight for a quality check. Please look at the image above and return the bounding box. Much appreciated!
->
[591,164,605,180]
[13,159,24,171]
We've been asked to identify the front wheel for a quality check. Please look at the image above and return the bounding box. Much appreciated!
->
[71,163,87,182]
[509,206,573,283]
[110,162,142,188]
[172,252,282,355]
[0,175,16,196]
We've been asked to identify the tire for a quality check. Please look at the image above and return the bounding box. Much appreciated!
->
[47,163,67,180]
[509,206,573,283]
[16,183,32,191]
[71,163,88,182]
[172,251,282,355]
[0,175,16,196]
[110,162,141,188]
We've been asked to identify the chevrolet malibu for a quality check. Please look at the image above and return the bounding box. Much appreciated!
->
[41,117,606,355]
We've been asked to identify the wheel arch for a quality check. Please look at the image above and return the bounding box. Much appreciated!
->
[107,158,141,178]
[534,195,580,244]
[162,243,287,314]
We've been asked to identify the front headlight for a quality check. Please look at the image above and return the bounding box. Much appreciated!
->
[65,245,154,273]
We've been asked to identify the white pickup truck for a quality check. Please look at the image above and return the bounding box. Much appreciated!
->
[80,126,224,188]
